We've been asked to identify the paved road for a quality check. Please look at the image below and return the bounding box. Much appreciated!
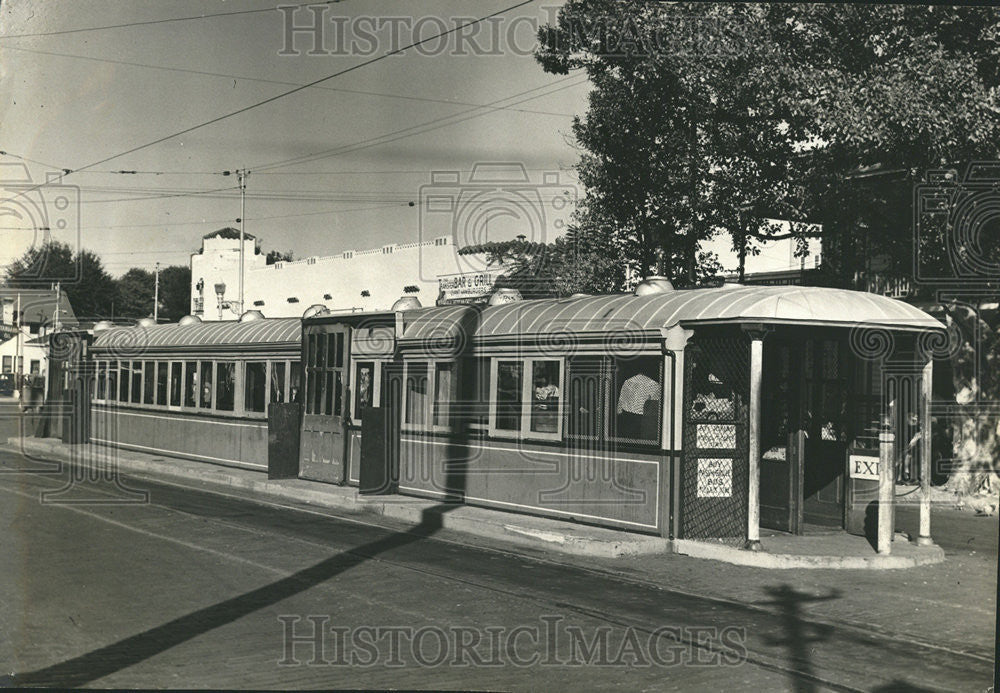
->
[0,448,994,691]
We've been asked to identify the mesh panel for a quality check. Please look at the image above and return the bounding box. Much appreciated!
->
[682,334,750,543]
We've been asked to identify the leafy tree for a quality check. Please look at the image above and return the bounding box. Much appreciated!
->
[265,249,294,265]
[114,268,155,320]
[158,264,192,322]
[5,241,116,318]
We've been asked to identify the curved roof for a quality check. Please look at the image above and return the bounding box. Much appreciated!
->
[401,286,943,343]
[92,318,300,352]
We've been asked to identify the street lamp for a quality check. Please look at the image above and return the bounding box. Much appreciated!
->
[215,282,226,321]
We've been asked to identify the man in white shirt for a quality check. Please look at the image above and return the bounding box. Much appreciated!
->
[617,372,660,439]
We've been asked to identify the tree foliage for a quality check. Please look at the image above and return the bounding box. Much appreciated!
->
[5,241,116,318]
[158,265,191,322]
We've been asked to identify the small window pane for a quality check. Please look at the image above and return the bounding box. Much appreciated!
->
[307,333,316,367]
[244,362,266,413]
[97,361,107,400]
[157,362,168,405]
[316,333,327,369]
[216,361,235,411]
[306,370,317,414]
[107,361,118,401]
[334,370,343,416]
[613,356,661,442]
[200,361,213,408]
[335,332,344,368]
[433,363,453,427]
[405,363,428,425]
[354,362,374,419]
[185,361,198,407]
[130,361,143,403]
[495,361,523,431]
[324,370,334,415]
[169,362,182,406]
[530,360,561,434]
[119,361,130,402]
[289,361,302,403]
[143,360,155,404]
[270,361,286,403]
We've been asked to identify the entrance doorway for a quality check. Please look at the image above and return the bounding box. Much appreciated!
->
[299,323,350,484]
[801,339,848,527]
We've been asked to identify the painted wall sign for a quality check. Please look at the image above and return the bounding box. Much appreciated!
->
[437,272,500,304]
[696,423,736,449]
[697,458,733,498]
[849,453,880,480]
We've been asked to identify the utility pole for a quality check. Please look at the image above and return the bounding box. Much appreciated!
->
[53,282,61,333]
[154,261,160,323]
[15,293,22,397]
[237,168,249,315]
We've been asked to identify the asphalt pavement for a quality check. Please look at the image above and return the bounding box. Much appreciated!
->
[0,442,995,691]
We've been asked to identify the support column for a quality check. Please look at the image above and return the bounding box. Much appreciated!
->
[661,325,693,541]
[918,359,934,546]
[744,325,767,552]
[878,419,895,554]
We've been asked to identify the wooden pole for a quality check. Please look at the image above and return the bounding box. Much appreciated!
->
[918,359,934,546]
[878,419,895,554]
[745,327,765,551]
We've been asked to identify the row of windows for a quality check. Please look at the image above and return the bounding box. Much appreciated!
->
[396,355,664,445]
[2,356,41,374]
[93,359,301,416]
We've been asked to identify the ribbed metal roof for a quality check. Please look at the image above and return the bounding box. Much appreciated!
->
[92,318,301,351]
[401,286,943,342]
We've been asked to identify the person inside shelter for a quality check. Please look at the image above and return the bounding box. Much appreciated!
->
[616,361,661,441]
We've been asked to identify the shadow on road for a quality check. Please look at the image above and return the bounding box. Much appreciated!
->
[3,502,463,688]
[758,584,840,693]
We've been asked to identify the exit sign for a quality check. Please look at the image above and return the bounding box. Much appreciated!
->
[849,454,880,480]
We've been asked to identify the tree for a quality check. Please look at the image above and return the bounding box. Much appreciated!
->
[265,249,294,265]
[158,265,192,322]
[5,241,116,318]
[114,268,155,319]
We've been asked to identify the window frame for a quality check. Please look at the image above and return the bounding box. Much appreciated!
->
[488,357,565,442]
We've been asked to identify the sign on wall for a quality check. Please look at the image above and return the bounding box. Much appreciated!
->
[697,458,733,498]
[437,272,500,305]
[848,453,880,480]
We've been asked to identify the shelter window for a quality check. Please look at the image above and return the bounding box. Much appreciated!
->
[489,358,564,439]
[118,361,130,402]
[244,362,266,413]
[354,361,374,420]
[216,361,235,411]
[156,362,168,406]
[289,361,301,404]
[567,357,607,441]
[169,362,182,407]
[96,361,107,401]
[529,360,561,435]
[432,362,455,428]
[142,360,155,405]
[129,361,142,404]
[404,362,428,426]
[107,361,118,402]
[184,361,198,408]
[611,356,662,444]
[199,360,214,408]
[493,360,523,432]
[270,361,286,404]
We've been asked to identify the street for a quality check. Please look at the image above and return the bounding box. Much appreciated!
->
[0,439,995,691]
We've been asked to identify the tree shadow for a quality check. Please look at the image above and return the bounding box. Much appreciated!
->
[3,500,462,687]
[757,584,841,693]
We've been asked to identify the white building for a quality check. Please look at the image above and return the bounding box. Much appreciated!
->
[0,287,78,393]
[190,229,495,321]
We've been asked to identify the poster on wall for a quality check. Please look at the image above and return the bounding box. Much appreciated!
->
[697,458,733,498]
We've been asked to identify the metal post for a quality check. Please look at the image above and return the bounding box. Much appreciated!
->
[745,329,765,551]
[918,359,934,546]
[153,261,160,323]
[237,168,248,315]
[878,419,895,554]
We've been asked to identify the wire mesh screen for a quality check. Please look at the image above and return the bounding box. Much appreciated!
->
[681,333,750,543]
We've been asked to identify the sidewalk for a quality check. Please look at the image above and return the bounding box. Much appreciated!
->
[8,436,944,569]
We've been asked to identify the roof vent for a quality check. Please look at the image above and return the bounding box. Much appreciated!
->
[391,296,422,312]
[137,317,156,328]
[487,288,523,306]
[178,315,202,326]
[93,320,114,332]
[239,310,265,322]
[302,304,328,319]
[569,292,589,299]
[634,276,675,296]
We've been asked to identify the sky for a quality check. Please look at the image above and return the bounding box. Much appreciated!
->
[0,0,809,279]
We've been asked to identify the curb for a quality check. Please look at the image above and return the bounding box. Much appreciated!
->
[8,437,946,568]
